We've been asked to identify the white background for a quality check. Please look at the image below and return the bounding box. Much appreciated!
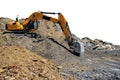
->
[0,0,120,45]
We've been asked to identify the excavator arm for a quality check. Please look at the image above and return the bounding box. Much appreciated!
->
[39,12,84,56]
[22,12,58,27]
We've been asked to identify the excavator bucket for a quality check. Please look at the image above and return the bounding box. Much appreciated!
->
[71,41,85,56]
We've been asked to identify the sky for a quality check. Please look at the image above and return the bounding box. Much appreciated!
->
[0,0,120,45]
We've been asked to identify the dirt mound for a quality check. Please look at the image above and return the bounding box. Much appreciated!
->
[0,18,13,34]
[0,17,120,80]
[0,18,76,80]
[0,46,63,80]
[0,17,13,24]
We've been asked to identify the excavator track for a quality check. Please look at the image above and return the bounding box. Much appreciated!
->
[3,31,40,38]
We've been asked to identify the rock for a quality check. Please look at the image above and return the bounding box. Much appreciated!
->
[81,37,116,50]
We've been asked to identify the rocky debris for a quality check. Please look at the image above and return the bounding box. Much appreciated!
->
[82,37,116,50]
[82,50,120,80]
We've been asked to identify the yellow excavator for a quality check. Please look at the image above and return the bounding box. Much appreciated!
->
[5,11,84,56]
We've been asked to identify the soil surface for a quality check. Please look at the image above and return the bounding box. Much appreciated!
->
[0,17,120,80]
[0,46,63,80]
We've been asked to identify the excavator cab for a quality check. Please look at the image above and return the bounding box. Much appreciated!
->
[23,19,39,31]
[6,18,39,31]
[5,16,24,31]
[5,17,39,38]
